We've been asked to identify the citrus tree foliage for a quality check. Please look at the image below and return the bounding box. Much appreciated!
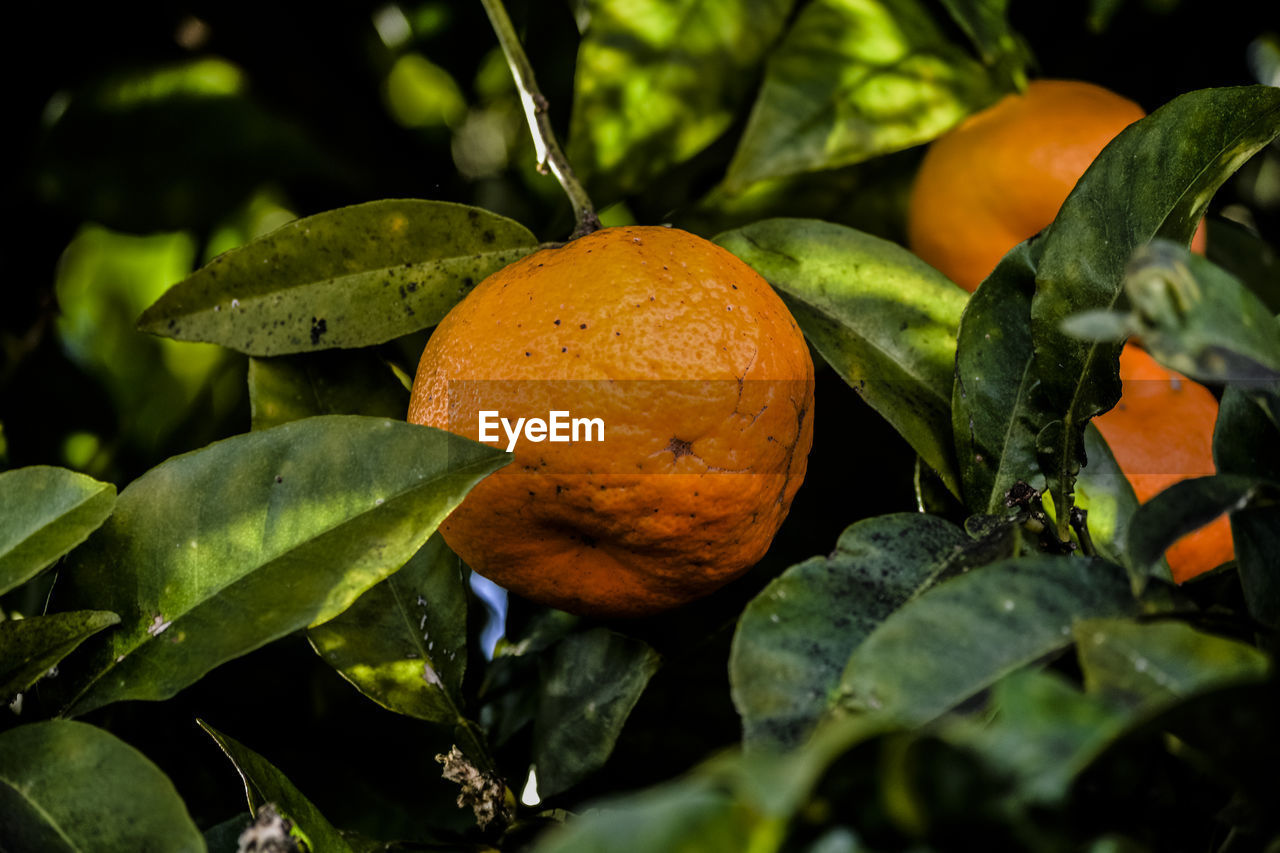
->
[3,3,1280,851]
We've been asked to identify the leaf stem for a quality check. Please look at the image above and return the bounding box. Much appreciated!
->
[1068,506,1097,557]
[478,0,601,238]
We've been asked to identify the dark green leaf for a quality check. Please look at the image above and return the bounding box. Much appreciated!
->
[199,720,353,853]
[203,815,251,853]
[249,350,410,431]
[953,86,1280,521]
[1075,617,1271,708]
[54,416,509,717]
[533,629,662,798]
[730,513,969,749]
[0,611,120,701]
[308,534,468,724]
[952,240,1041,512]
[935,0,1024,70]
[138,200,537,356]
[0,720,204,852]
[716,218,968,493]
[1205,216,1280,314]
[1126,474,1271,581]
[836,556,1135,725]
[724,0,997,190]
[943,669,1130,805]
[1029,86,1280,526]
[1214,384,1280,628]
[1062,241,1280,386]
[0,466,116,595]
[568,0,795,198]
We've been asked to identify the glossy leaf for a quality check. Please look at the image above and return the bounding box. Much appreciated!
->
[532,628,662,798]
[1072,423,1143,568]
[952,86,1280,519]
[836,556,1135,725]
[0,611,120,701]
[0,466,115,595]
[249,350,410,431]
[1214,384,1280,629]
[308,534,468,724]
[138,200,537,356]
[568,0,794,198]
[199,720,353,853]
[1126,474,1271,580]
[730,513,969,750]
[1075,618,1272,707]
[54,416,509,717]
[716,218,968,493]
[0,720,204,852]
[1029,86,1280,525]
[724,0,997,190]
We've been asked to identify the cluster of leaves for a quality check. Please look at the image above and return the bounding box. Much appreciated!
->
[4,1,1280,852]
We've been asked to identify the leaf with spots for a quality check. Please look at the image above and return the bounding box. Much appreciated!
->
[138,200,538,356]
[730,513,970,750]
[50,416,509,717]
[835,555,1136,726]
[717,218,969,495]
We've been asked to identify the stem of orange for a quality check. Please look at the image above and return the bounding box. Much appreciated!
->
[478,0,601,238]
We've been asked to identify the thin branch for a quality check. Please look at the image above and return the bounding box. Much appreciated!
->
[478,0,601,238]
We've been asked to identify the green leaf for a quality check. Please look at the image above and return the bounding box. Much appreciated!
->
[203,815,251,853]
[935,0,1024,69]
[953,86,1280,521]
[1029,86,1280,528]
[952,241,1040,512]
[249,350,410,431]
[532,628,662,798]
[836,556,1135,725]
[724,0,998,190]
[138,200,538,356]
[568,0,795,198]
[716,218,968,493]
[943,669,1130,805]
[1075,617,1272,708]
[54,416,509,717]
[730,513,969,750]
[0,466,116,595]
[0,720,204,852]
[1062,240,1280,386]
[308,534,468,724]
[0,611,120,701]
[1214,384,1280,628]
[1072,423,1143,568]
[199,720,353,853]
[1125,474,1271,581]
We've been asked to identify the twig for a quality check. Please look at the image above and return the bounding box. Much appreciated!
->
[478,0,601,238]
[1068,506,1097,557]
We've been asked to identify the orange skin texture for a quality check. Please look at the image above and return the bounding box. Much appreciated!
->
[1093,344,1233,583]
[408,226,815,617]
[908,79,1206,293]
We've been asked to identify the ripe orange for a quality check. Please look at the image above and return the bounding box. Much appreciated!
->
[1093,344,1233,582]
[408,226,815,617]
[907,79,1206,292]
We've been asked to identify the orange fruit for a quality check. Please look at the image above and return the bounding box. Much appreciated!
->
[1093,344,1233,582]
[908,79,1206,292]
[408,225,815,617]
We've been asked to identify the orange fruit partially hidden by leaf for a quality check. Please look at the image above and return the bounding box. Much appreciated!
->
[908,79,1206,292]
[1093,344,1233,583]
[408,226,815,617]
